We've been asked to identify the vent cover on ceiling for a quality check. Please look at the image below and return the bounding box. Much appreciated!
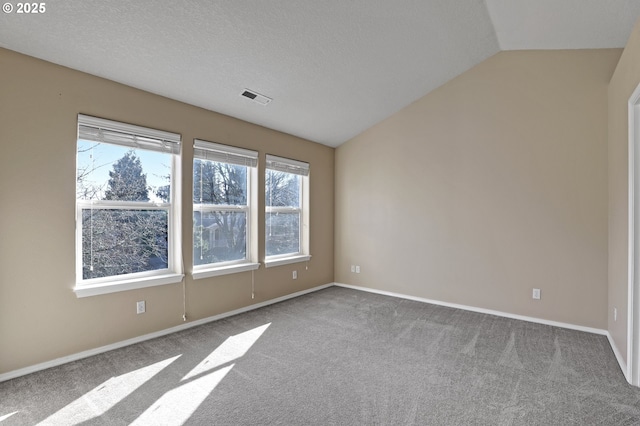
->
[241,89,272,105]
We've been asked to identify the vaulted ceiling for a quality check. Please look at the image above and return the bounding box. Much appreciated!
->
[1,0,639,146]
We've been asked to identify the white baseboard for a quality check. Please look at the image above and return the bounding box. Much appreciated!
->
[334,283,639,382]
[606,331,630,383]
[3,282,625,384]
[0,283,334,383]
[337,283,635,382]
[334,283,608,335]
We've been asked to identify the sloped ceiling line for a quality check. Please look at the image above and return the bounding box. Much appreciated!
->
[0,0,639,146]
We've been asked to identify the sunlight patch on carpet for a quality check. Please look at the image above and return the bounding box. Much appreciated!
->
[182,323,270,381]
[131,364,234,425]
[130,323,270,425]
[36,355,181,425]
[0,411,18,422]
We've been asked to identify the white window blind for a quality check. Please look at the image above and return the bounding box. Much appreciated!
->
[265,154,309,176]
[78,114,181,154]
[194,140,258,167]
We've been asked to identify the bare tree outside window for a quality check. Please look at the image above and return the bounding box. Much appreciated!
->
[77,144,171,280]
[265,169,301,256]
[193,159,248,265]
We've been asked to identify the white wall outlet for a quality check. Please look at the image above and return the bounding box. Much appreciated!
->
[292,270,297,279]
[532,288,541,300]
[355,266,361,274]
[136,300,146,314]
[351,265,355,273]
[614,307,618,321]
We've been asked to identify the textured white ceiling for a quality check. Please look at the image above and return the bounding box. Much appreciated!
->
[0,1,638,147]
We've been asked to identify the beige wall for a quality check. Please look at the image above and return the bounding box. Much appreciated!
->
[336,49,620,329]
[608,19,640,365]
[0,48,334,374]
[0,40,630,376]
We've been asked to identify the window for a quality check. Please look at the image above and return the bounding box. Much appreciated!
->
[265,155,310,267]
[192,140,259,278]
[75,115,182,297]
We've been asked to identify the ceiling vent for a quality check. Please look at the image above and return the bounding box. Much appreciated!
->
[241,89,272,106]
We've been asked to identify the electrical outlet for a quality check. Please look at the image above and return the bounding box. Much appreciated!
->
[351,265,355,273]
[136,301,146,314]
[355,266,361,274]
[292,270,297,279]
[532,289,541,300]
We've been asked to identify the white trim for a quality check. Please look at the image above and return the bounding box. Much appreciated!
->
[74,273,184,298]
[170,152,183,284]
[334,283,607,335]
[8,282,624,384]
[608,331,630,382]
[77,200,171,209]
[192,262,260,279]
[75,116,183,289]
[264,255,311,268]
[264,164,309,261]
[192,146,257,270]
[628,81,640,386]
[1,283,333,383]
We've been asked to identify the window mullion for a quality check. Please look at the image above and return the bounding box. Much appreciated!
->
[195,204,248,212]
[267,206,300,213]
[78,200,170,210]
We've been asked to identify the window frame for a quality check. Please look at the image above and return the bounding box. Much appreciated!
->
[192,139,259,279]
[74,115,183,297]
[264,154,311,268]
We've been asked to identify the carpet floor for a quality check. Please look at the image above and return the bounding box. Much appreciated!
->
[2,286,640,425]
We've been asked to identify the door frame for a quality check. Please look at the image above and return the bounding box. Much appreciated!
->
[627,81,640,386]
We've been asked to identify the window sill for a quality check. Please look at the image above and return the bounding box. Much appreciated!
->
[192,262,260,280]
[74,273,184,298]
[264,255,311,268]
